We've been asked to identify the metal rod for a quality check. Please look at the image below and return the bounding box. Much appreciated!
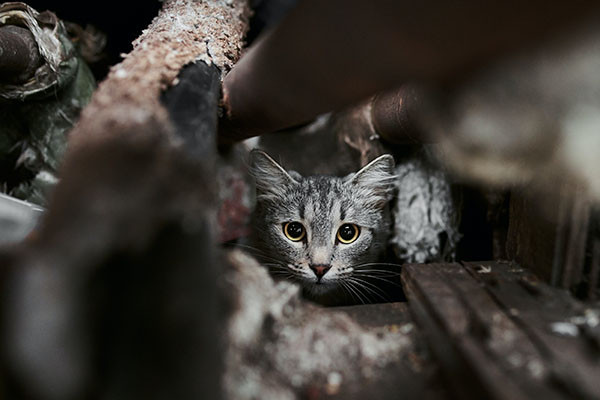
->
[0,25,41,84]
[219,0,600,144]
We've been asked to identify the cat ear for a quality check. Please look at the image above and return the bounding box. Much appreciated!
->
[250,150,298,200]
[345,154,396,206]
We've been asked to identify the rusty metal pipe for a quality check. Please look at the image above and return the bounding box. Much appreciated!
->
[0,25,41,84]
[219,0,600,144]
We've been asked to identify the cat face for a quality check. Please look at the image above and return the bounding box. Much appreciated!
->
[250,150,395,304]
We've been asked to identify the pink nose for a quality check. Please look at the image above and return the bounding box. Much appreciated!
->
[310,264,331,280]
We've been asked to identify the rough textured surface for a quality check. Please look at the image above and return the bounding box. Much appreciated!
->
[390,155,460,263]
[0,3,95,204]
[403,261,600,400]
[223,250,420,400]
[1,1,251,399]
[67,0,250,149]
[216,146,253,242]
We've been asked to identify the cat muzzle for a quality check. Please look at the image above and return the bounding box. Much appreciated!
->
[310,264,331,281]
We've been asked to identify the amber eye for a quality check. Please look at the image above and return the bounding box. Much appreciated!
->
[337,223,360,244]
[283,221,306,241]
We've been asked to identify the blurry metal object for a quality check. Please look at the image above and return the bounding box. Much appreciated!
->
[0,192,43,244]
[0,25,42,83]
[220,0,600,144]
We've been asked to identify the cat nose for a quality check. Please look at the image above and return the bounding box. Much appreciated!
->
[310,264,331,280]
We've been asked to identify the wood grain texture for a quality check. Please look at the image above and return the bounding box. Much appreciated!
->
[403,262,600,400]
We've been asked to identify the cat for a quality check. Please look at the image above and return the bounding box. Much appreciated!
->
[249,149,398,306]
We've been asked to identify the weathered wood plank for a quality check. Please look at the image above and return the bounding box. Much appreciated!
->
[505,190,565,284]
[463,261,600,400]
[505,189,592,294]
[403,264,545,400]
[403,262,600,400]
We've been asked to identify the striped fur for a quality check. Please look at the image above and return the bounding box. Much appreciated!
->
[250,150,395,305]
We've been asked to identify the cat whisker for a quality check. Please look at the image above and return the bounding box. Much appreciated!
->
[355,277,391,296]
[353,269,401,276]
[350,262,404,269]
[342,280,370,305]
[351,264,403,277]
[338,281,357,303]
[259,262,299,279]
[352,272,403,288]
[341,282,364,305]
[347,277,389,302]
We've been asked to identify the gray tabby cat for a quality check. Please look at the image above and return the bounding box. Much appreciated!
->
[249,149,397,306]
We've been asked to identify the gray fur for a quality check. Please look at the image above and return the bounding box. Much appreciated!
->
[249,150,395,305]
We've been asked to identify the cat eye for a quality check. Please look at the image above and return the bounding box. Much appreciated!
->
[337,223,360,244]
[283,221,306,241]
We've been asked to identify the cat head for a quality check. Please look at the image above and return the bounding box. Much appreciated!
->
[249,150,396,304]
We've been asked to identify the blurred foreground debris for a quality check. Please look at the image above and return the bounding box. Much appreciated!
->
[224,250,442,400]
[0,192,43,244]
[0,3,96,204]
[1,0,251,399]
[421,20,600,202]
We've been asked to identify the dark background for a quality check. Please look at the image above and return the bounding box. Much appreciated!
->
[25,0,162,78]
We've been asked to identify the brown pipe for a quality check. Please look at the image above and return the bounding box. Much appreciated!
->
[370,85,433,145]
[219,0,600,144]
[0,25,41,84]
